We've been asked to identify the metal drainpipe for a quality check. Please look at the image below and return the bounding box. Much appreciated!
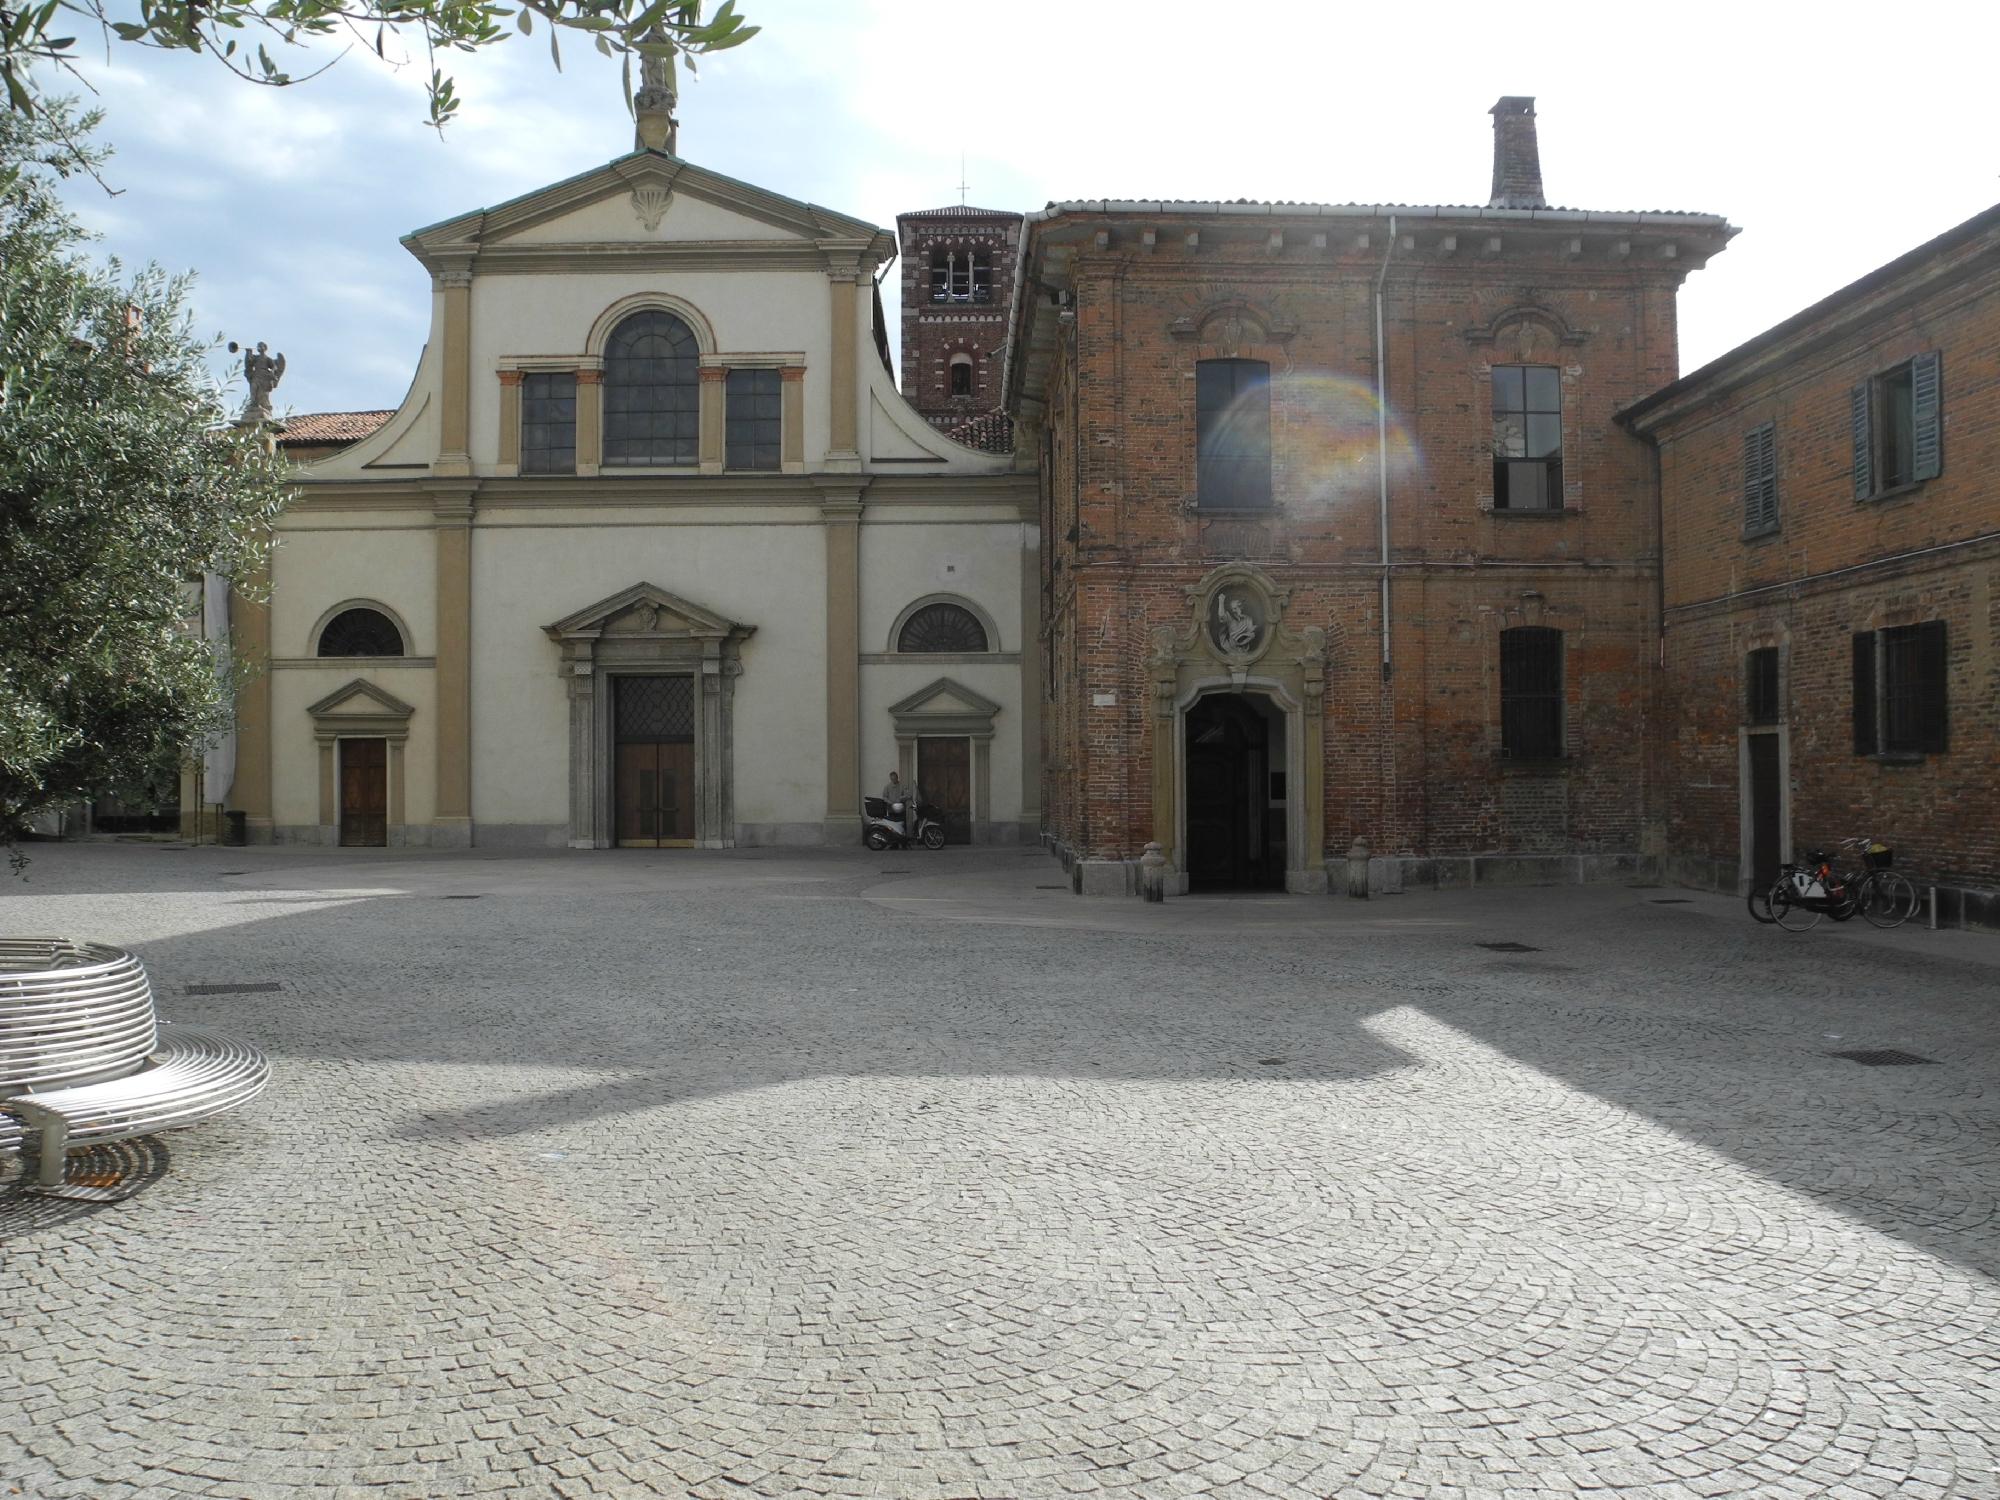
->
[1374,216,1398,680]
[1373,216,1399,857]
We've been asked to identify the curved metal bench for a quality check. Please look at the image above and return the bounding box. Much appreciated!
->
[0,939,269,1189]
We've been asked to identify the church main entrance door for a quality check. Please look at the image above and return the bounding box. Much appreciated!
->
[613,676,695,847]
[1184,694,1283,891]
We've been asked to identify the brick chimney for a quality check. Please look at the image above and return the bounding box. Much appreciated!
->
[1489,96,1546,209]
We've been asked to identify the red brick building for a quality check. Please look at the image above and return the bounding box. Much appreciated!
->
[1005,99,1734,893]
[1622,204,2000,928]
[896,205,1023,440]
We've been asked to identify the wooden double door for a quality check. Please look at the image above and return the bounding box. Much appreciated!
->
[615,676,696,847]
[917,737,971,845]
[339,738,387,847]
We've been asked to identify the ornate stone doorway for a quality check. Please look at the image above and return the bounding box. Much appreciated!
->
[1150,563,1327,894]
[544,584,754,850]
[1184,693,1284,891]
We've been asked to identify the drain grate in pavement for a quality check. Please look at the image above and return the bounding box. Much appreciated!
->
[1476,942,1541,953]
[880,869,912,875]
[186,982,281,996]
[1035,884,1069,890]
[441,894,485,900]
[1256,1058,1288,1067]
[1829,1049,1938,1067]
[1649,898,1694,905]
[216,870,249,877]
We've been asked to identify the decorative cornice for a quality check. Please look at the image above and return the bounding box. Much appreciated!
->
[1461,301,1592,346]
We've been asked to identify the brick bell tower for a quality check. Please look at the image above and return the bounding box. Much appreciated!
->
[895,203,1023,445]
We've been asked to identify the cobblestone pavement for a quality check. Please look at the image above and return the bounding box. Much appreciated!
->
[3,842,1998,1500]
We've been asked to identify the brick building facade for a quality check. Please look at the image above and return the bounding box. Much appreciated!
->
[1004,99,1735,894]
[1622,204,2000,927]
[896,205,1022,439]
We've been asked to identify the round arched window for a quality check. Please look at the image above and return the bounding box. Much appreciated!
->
[898,602,988,654]
[603,309,700,467]
[317,608,404,657]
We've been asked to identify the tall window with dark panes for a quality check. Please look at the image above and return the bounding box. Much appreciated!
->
[1852,351,1941,498]
[1745,647,1780,725]
[1492,365,1562,510]
[604,310,700,466]
[520,372,577,475]
[1852,621,1948,755]
[725,368,781,471]
[1195,359,1272,510]
[1500,626,1564,758]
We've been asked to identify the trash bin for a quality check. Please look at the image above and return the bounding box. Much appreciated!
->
[222,810,248,847]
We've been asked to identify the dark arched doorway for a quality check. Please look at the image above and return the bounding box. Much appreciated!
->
[1184,693,1285,891]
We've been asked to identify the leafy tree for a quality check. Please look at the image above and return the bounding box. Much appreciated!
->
[0,102,291,851]
[3,0,757,129]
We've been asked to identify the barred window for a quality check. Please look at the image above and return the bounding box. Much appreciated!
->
[318,607,403,658]
[898,602,988,654]
[1500,626,1563,758]
[603,310,700,467]
[725,369,781,472]
[1493,365,1562,511]
[521,372,576,475]
[1854,622,1947,755]
[1745,647,1780,726]
[1196,359,1272,511]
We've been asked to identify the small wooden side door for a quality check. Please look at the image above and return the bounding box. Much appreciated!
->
[339,737,387,847]
[917,736,972,844]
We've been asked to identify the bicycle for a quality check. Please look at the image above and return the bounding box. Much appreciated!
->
[1767,850,1858,931]
[1837,837,1918,929]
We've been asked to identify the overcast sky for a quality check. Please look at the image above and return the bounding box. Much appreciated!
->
[51,0,2000,418]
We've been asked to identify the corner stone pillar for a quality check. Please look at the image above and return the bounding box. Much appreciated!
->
[433,491,474,847]
[821,491,864,843]
[434,266,473,477]
[825,267,863,470]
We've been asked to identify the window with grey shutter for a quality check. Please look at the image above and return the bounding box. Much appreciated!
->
[1853,353,1939,498]
[1742,423,1778,534]
[1910,350,1943,482]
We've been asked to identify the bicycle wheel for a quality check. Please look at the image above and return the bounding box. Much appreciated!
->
[1858,873,1897,928]
[1747,883,1776,924]
[1871,872,1918,929]
[1771,879,1821,931]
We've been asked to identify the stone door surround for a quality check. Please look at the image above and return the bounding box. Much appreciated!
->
[1148,562,1328,894]
[543,583,754,849]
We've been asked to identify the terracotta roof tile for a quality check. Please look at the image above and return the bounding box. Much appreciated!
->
[946,410,1014,454]
[279,410,394,446]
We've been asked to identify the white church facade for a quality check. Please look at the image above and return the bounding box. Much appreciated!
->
[224,149,1040,850]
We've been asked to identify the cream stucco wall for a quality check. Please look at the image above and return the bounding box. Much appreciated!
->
[468,516,828,834]
[467,270,831,472]
[267,664,438,835]
[859,520,1025,652]
[270,523,438,658]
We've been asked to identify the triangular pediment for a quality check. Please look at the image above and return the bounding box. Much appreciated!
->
[888,677,1003,720]
[544,582,754,643]
[404,152,887,266]
[306,678,416,720]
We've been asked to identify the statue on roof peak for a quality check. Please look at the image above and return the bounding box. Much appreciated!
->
[633,28,679,155]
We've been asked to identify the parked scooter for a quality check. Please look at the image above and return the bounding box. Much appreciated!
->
[862,796,946,850]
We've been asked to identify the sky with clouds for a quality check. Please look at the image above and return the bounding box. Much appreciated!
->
[46,0,2000,419]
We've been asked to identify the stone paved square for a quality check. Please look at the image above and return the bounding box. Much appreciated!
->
[3,843,1997,1499]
